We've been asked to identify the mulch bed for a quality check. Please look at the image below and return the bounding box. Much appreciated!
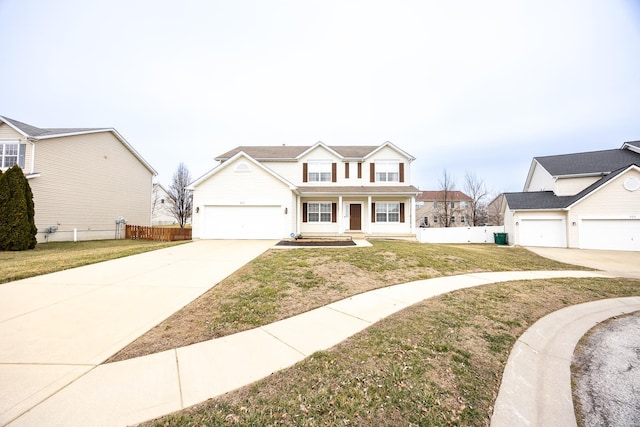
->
[276,240,356,247]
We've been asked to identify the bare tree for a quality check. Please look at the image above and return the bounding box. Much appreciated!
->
[436,169,456,227]
[464,171,489,226]
[168,163,193,228]
[487,193,506,226]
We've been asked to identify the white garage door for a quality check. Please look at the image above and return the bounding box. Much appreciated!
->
[203,206,283,239]
[519,218,567,248]
[580,219,640,251]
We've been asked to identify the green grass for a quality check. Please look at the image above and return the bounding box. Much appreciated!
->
[146,277,640,427]
[0,239,187,283]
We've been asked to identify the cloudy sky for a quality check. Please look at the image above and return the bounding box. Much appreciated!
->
[1,0,639,194]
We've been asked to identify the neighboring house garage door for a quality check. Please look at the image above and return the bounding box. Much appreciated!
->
[519,218,567,248]
[203,206,283,239]
[580,219,640,251]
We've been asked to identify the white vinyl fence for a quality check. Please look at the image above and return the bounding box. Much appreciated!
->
[416,226,505,244]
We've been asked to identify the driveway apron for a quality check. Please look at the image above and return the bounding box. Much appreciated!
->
[0,240,275,426]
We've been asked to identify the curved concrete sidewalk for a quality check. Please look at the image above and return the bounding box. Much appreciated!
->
[7,270,606,427]
[491,296,640,427]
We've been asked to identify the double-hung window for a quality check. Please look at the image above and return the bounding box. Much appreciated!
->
[308,161,332,182]
[375,161,399,182]
[1,143,19,169]
[308,202,332,222]
[376,202,400,222]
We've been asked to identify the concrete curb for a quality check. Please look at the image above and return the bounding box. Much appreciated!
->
[491,296,640,427]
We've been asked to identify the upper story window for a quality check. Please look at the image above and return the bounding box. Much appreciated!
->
[375,161,399,182]
[1,143,19,169]
[308,161,332,182]
[433,201,437,208]
[460,201,468,208]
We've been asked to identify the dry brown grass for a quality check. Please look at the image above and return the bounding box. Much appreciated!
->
[107,241,585,363]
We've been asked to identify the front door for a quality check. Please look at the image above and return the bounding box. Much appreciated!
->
[349,204,362,230]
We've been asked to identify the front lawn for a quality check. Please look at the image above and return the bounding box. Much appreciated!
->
[109,241,588,362]
[144,276,640,427]
[0,239,186,284]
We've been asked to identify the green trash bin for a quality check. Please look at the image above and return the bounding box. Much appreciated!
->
[494,232,508,245]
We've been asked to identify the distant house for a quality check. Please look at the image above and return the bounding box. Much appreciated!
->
[0,115,156,242]
[188,141,420,239]
[502,141,640,251]
[152,183,177,226]
[416,190,473,228]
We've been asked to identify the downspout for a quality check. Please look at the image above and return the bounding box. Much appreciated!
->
[27,137,37,174]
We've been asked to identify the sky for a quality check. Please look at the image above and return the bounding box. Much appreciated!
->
[1,0,639,196]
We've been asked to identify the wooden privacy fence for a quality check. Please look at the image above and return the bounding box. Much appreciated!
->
[125,225,192,242]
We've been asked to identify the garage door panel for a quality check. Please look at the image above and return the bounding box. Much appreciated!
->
[203,206,283,239]
[580,219,640,251]
[519,219,566,248]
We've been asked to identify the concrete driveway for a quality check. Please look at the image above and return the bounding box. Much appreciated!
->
[526,247,640,279]
[0,240,275,426]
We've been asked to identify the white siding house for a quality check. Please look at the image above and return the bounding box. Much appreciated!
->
[189,142,420,240]
[503,141,640,251]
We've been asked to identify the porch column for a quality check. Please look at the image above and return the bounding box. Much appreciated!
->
[338,195,343,234]
[367,195,372,234]
[296,194,302,235]
[410,195,416,234]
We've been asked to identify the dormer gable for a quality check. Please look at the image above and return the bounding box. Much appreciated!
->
[363,141,415,162]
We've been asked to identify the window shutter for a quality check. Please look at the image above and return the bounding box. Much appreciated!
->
[302,203,308,222]
[332,163,337,183]
[18,144,26,168]
[345,162,350,179]
[302,163,308,183]
[370,163,375,182]
[332,203,337,222]
[371,202,376,223]
[400,203,405,223]
[357,162,362,178]
[399,163,404,182]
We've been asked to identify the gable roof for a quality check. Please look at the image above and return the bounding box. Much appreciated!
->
[0,115,157,175]
[418,190,472,202]
[506,164,638,210]
[214,142,411,162]
[623,140,640,153]
[189,151,297,190]
[0,115,106,138]
[534,147,640,177]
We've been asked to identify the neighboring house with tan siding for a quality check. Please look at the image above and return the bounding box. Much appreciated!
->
[415,190,473,228]
[188,141,420,239]
[502,141,640,251]
[0,115,156,242]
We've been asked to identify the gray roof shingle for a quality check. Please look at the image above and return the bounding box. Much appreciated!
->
[0,115,104,137]
[535,148,640,176]
[216,145,382,161]
[506,165,632,210]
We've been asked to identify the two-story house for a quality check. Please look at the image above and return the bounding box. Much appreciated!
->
[0,115,156,242]
[502,141,640,251]
[415,190,473,228]
[188,141,420,239]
